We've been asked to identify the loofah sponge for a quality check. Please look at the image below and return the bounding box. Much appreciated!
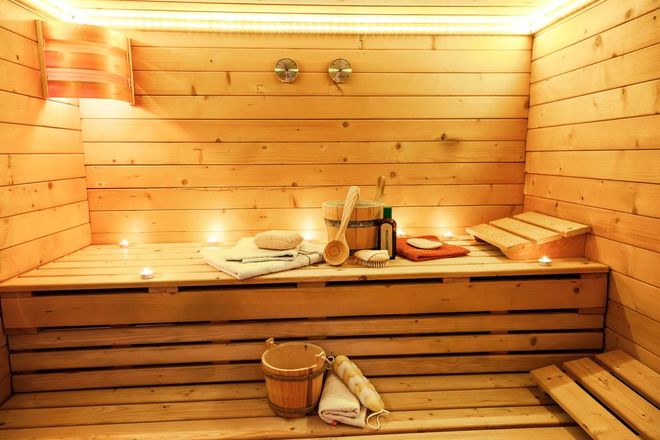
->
[254,230,304,250]
[332,354,385,413]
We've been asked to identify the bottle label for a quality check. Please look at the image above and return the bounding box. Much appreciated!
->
[380,224,393,257]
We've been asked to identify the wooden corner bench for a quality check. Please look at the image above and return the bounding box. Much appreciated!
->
[531,350,660,440]
[0,238,609,438]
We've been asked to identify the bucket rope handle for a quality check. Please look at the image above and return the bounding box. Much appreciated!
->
[366,409,390,430]
[319,354,335,369]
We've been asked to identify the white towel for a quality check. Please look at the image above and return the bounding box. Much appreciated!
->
[223,237,300,263]
[318,373,367,428]
[201,242,324,280]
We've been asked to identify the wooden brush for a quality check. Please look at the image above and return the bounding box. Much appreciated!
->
[354,250,389,268]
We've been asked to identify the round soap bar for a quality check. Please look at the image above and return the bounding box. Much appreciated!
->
[407,237,443,249]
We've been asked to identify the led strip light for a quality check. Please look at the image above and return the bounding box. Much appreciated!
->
[17,0,598,34]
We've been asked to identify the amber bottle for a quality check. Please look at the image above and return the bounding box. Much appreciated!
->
[378,206,397,259]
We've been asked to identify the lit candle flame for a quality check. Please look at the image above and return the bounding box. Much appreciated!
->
[538,256,552,266]
[140,267,154,279]
[119,239,130,248]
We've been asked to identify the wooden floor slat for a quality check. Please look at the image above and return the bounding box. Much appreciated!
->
[0,387,553,429]
[531,365,638,440]
[0,406,574,439]
[298,427,591,440]
[563,357,660,440]
[595,350,660,407]
[1,373,534,409]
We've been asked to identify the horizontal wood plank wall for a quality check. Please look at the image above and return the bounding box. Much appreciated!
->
[0,0,91,284]
[81,32,531,243]
[526,0,660,371]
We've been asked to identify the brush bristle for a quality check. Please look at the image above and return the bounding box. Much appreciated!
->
[354,250,390,268]
[356,259,389,268]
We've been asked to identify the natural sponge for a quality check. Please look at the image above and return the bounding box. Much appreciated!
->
[254,230,304,250]
[332,354,385,413]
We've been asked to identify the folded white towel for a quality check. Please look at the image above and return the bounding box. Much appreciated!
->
[201,242,324,280]
[223,237,300,263]
[318,373,367,428]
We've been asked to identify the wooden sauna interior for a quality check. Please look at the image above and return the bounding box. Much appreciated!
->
[0,0,659,438]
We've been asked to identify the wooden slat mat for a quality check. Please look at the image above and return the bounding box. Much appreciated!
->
[531,350,660,440]
[0,373,591,439]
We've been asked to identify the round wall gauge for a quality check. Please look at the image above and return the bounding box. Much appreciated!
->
[328,58,352,83]
[274,58,299,82]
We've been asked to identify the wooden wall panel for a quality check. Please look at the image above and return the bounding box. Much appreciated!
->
[81,32,531,242]
[526,0,660,370]
[0,0,91,285]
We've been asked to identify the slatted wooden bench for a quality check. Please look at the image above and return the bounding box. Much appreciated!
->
[531,350,660,440]
[0,238,609,438]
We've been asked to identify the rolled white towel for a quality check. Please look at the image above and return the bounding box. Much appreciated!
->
[318,373,367,428]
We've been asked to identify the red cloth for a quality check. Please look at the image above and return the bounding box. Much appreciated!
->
[396,235,469,262]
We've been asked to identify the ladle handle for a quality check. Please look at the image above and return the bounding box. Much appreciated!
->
[375,176,386,202]
[335,186,360,240]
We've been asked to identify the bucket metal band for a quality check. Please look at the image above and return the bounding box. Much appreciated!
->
[324,219,378,228]
[262,366,325,382]
[267,398,316,416]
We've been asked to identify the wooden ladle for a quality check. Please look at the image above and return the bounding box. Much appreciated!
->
[323,186,360,266]
[375,175,386,202]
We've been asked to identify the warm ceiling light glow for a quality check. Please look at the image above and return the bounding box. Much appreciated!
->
[531,0,598,32]
[20,0,596,35]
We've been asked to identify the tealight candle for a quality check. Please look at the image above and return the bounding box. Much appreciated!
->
[206,236,218,246]
[396,228,406,237]
[538,256,552,267]
[443,231,454,239]
[140,267,154,279]
[119,239,130,248]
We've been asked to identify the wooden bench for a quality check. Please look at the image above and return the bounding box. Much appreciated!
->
[0,238,609,438]
[531,350,660,440]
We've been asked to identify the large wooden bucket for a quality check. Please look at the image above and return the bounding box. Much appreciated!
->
[261,338,326,418]
[322,200,384,250]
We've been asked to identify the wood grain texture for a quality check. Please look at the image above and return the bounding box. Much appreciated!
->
[80,32,530,242]
[526,0,660,362]
[596,350,660,406]
[531,365,638,440]
[1,277,607,327]
[562,357,659,440]
[0,3,90,288]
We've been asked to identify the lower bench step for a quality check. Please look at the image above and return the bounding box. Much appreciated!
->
[531,350,660,440]
[0,372,589,439]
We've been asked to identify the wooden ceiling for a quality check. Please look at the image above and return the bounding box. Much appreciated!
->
[22,0,593,34]
[56,0,563,16]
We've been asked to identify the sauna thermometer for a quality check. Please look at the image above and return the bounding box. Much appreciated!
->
[274,58,299,82]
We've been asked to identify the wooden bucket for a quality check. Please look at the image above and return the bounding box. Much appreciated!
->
[261,338,326,418]
[322,200,384,250]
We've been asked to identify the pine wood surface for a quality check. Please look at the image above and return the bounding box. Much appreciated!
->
[0,239,607,391]
[0,240,607,292]
[531,365,638,440]
[80,32,530,244]
[525,0,660,366]
[0,1,91,286]
[596,350,660,407]
[0,371,592,439]
[562,357,659,440]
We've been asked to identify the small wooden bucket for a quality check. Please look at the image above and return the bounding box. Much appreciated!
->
[322,200,384,250]
[261,338,326,418]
